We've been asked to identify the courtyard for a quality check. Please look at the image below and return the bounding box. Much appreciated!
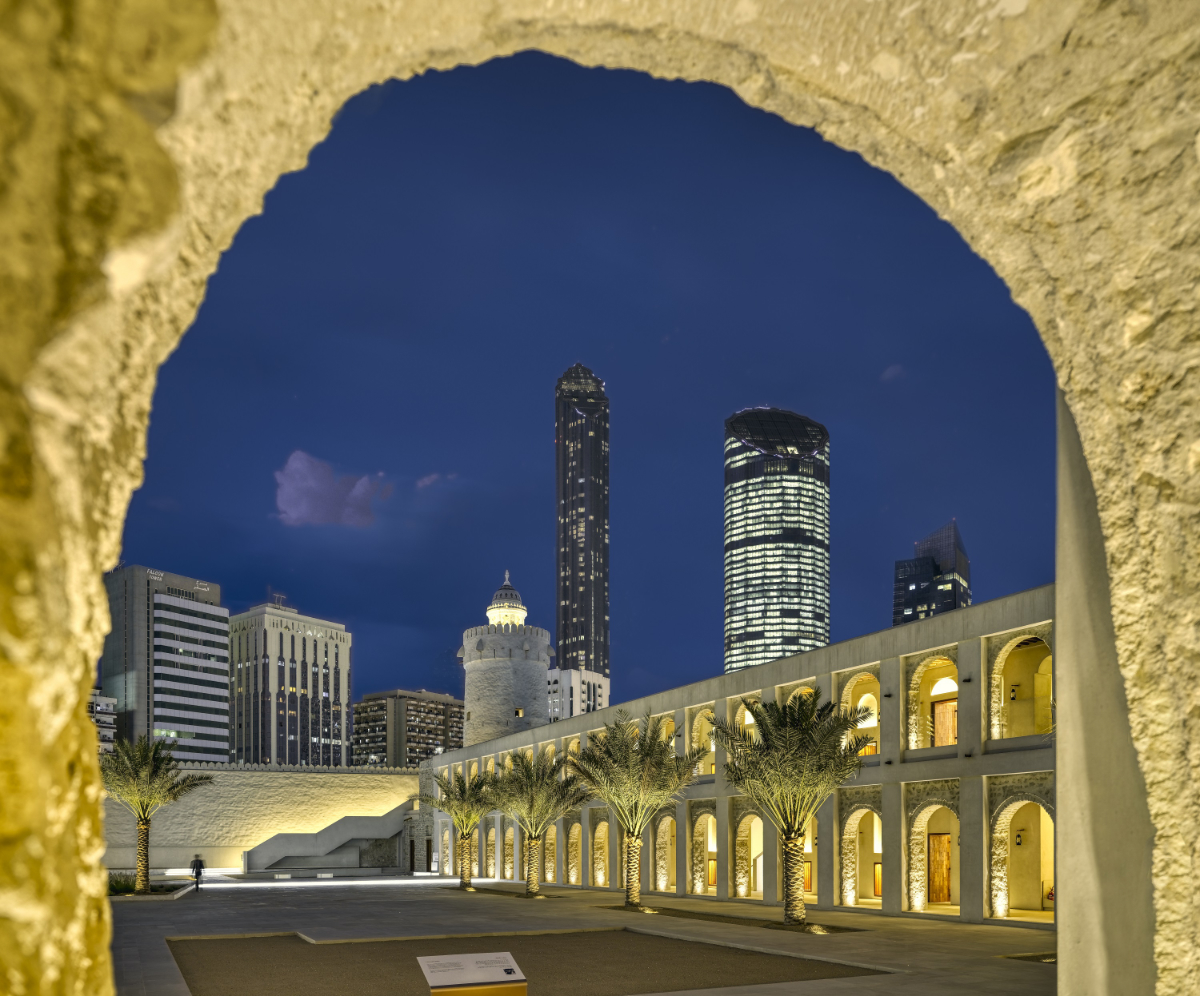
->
[112,878,1055,995]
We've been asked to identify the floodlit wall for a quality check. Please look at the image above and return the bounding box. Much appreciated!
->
[4,3,1199,993]
[102,764,417,870]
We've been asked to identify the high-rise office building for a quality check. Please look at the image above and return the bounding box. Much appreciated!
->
[228,601,352,766]
[555,363,610,680]
[351,688,464,767]
[893,520,972,626]
[723,408,831,673]
[99,565,230,761]
[88,687,117,755]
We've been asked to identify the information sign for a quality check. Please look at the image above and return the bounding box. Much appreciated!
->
[417,952,526,991]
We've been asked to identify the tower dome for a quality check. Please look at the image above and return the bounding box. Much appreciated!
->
[486,571,528,626]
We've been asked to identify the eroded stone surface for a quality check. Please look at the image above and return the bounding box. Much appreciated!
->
[4,1,1199,992]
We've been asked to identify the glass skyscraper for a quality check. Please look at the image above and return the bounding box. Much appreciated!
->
[723,407,831,673]
[893,520,972,626]
[555,363,610,679]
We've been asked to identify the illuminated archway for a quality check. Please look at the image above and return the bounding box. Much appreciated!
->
[567,823,582,886]
[840,806,882,907]
[654,813,677,892]
[734,813,765,899]
[593,820,610,887]
[991,797,1056,920]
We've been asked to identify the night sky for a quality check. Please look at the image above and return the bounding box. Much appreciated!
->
[120,52,1056,706]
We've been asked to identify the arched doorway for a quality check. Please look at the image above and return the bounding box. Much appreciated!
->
[908,805,960,913]
[691,710,716,776]
[908,656,959,749]
[841,671,881,755]
[470,827,480,878]
[503,826,514,880]
[992,801,1055,922]
[735,814,764,899]
[593,821,610,887]
[567,823,582,886]
[542,825,557,883]
[440,828,450,877]
[486,826,496,878]
[995,637,1054,739]
[841,808,882,908]
[691,813,717,895]
[733,701,761,742]
[655,814,677,892]
[803,816,818,901]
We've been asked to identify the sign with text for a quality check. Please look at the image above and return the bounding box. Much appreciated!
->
[417,952,525,990]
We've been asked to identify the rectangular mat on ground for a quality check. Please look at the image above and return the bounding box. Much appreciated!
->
[167,927,881,996]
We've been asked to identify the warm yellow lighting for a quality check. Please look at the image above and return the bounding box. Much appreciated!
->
[856,693,878,728]
[931,676,959,696]
[873,813,882,854]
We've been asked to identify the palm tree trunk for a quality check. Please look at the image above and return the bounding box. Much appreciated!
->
[136,817,151,894]
[458,832,473,889]
[781,831,807,924]
[625,835,643,908]
[525,836,541,896]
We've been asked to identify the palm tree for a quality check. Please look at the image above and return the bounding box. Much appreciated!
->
[419,769,498,889]
[494,747,591,897]
[569,711,706,908]
[100,736,213,893]
[710,692,870,925]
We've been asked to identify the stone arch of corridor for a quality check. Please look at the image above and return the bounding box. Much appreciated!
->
[990,793,1056,920]
[839,805,882,908]
[907,799,960,912]
[6,3,1196,992]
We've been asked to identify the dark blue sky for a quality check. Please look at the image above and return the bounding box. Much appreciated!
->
[122,52,1056,705]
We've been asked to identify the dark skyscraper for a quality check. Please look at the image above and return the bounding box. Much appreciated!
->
[893,520,973,626]
[555,363,610,679]
[723,408,831,672]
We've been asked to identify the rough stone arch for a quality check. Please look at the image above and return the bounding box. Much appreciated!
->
[486,826,496,878]
[905,650,958,749]
[470,827,480,878]
[786,684,816,705]
[839,805,882,907]
[440,828,450,877]
[654,811,677,892]
[690,707,716,750]
[734,811,765,898]
[840,668,880,712]
[905,780,961,912]
[690,810,717,895]
[503,825,515,880]
[990,795,1055,919]
[6,3,1199,990]
[542,824,556,883]
[988,628,1054,740]
[567,822,582,886]
[593,819,610,887]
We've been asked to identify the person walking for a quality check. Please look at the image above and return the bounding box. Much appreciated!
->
[190,853,205,891]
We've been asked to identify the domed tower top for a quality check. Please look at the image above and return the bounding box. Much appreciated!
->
[485,571,528,626]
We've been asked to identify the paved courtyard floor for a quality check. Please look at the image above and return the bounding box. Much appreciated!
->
[110,878,1056,995]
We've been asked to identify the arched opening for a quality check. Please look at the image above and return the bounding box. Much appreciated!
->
[690,813,718,895]
[734,701,762,742]
[486,826,496,878]
[841,808,882,908]
[992,801,1055,923]
[542,825,557,883]
[909,656,959,749]
[735,814,765,899]
[567,823,582,886]
[503,826,515,880]
[1000,638,1054,739]
[469,761,479,780]
[841,672,881,755]
[654,814,677,892]
[470,827,480,878]
[593,821,610,887]
[786,685,815,706]
[440,828,450,877]
[486,757,496,775]
[567,738,580,757]
[691,710,716,776]
[908,805,960,913]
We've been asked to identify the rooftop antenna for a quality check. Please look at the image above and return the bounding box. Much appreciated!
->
[504,570,510,585]
[267,585,287,607]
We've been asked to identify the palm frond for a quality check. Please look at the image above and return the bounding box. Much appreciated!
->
[710,693,871,839]
[494,748,591,839]
[100,736,213,821]
[568,710,706,838]
[419,769,499,838]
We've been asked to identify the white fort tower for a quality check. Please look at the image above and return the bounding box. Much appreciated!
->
[459,573,552,746]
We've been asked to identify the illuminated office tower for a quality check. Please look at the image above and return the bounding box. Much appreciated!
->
[555,363,610,681]
[893,520,972,626]
[723,408,831,672]
[228,600,351,766]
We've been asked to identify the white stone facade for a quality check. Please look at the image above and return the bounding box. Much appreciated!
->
[547,667,609,721]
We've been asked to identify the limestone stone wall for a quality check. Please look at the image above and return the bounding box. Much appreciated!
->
[103,764,417,870]
[5,2,1200,993]
[462,623,552,745]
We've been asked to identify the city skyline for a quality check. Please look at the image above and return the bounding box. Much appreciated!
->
[116,53,1055,705]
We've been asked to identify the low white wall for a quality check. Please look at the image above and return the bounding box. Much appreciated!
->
[102,763,419,870]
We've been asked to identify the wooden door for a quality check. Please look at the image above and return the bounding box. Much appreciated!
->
[928,833,952,903]
[933,699,958,746]
[804,861,812,893]
[873,862,882,897]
